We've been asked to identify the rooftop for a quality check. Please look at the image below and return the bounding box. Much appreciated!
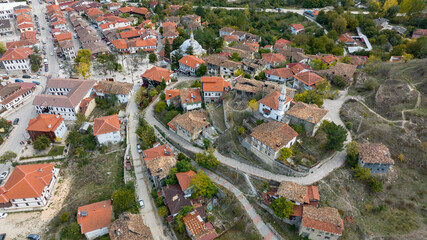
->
[162,184,192,216]
[77,200,113,234]
[286,102,328,124]
[26,114,64,133]
[93,115,120,136]
[176,170,196,192]
[258,91,291,110]
[108,213,153,240]
[277,181,319,204]
[358,143,394,164]
[250,121,298,152]
[302,205,344,235]
[168,110,210,135]
[141,66,173,83]
[201,76,230,92]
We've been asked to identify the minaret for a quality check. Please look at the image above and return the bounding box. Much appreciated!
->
[278,82,287,112]
[190,31,194,45]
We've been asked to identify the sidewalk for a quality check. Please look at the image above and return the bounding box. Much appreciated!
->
[204,170,280,240]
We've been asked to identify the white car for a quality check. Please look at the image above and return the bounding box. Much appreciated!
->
[138,199,144,208]
[0,171,8,180]
[0,212,7,219]
[50,52,53,56]
[32,75,40,79]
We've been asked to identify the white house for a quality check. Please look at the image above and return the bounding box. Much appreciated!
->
[59,40,76,59]
[93,80,133,104]
[165,88,202,111]
[219,27,235,37]
[290,24,305,35]
[93,114,121,145]
[265,68,294,83]
[201,76,231,103]
[0,163,59,211]
[0,82,36,110]
[77,200,112,240]
[33,78,96,120]
[26,114,68,143]
[258,85,292,122]
[0,2,27,19]
[0,19,12,35]
[178,55,205,76]
[0,47,33,73]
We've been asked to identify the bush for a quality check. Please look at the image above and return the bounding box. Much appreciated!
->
[33,135,51,151]
[155,101,167,113]
[0,151,17,162]
[368,177,383,192]
[345,121,353,130]
[149,52,157,63]
[331,75,347,89]
[61,212,70,223]
[321,121,348,151]
[291,124,305,134]
[158,206,168,217]
[237,126,245,135]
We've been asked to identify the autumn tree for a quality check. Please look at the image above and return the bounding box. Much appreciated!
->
[0,42,6,54]
[75,49,91,64]
[75,62,91,79]
[400,0,425,16]
[134,87,146,106]
[294,90,324,107]
[270,197,294,219]
[382,0,398,11]
[195,151,220,169]
[247,99,259,111]
[190,170,218,198]
[277,147,292,162]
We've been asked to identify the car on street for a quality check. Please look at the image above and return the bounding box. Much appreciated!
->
[50,51,53,56]
[0,213,8,219]
[32,75,40,79]
[45,66,49,72]
[0,171,8,180]
[13,118,19,125]
[42,50,46,55]
[41,27,45,30]
[137,144,140,149]
[22,75,31,78]
[32,81,41,85]
[27,234,41,240]
[15,79,24,82]
[138,199,144,208]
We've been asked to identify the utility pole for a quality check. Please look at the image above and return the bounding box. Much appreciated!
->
[357,115,363,133]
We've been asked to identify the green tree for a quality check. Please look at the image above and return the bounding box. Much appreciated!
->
[277,147,292,162]
[149,88,158,98]
[310,59,327,70]
[135,87,146,106]
[0,151,17,162]
[33,135,51,151]
[203,138,211,150]
[270,197,294,219]
[346,141,359,167]
[111,188,136,216]
[66,130,82,148]
[61,222,81,240]
[74,49,91,64]
[400,0,425,16]
[352,164,371,181]
[61,212,70,223]
[29,53,42,72]
[195,63,207,76]
[176,160,196,173]
[190,170,218,198]
[149,52,157,63]
[164,38,172,59]
[368,177,383,192]
[237,126,245,135]
[165,168,178,185]
[186,46,194,55]
[172,36,185,51]
[230,52,241,62]
[332,16,347,34]
[321,121,348,151]
[195,151,220,169]
[0,42,5,54]
[155,101,167,113]
[294,90,324,107]
[158,206,169,217]
[291,124,305,134]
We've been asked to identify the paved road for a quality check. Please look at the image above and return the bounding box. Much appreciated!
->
[127,85,169,240]
[205,170,279,240]
[198,6,369,15]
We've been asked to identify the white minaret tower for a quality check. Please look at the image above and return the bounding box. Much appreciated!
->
[277,83,287,113]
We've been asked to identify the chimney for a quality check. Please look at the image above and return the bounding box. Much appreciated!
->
[48,124,51,128]
[56,115,59,118]
[38,168,43,172]
[172,195,178,201]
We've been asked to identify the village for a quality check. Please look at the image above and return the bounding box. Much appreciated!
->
[0,0,426,240]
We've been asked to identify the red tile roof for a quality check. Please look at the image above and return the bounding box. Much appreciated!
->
[223,35,239,42]
[265,68,294,79]
[176,170,196,192]
[77,200,113,234]
[111,39,128,50]
[289,63,311,74]
[180,88,202,104]
[262,53,286,64]
[183,210,217,240]
[26,114,64,133]
[286,102,328,124]
[294,71,324,86]
[258,91,292,110]
[165,89,180,101]
[302,205,344,235]
[321,55,339,64]
[274,39,292,49]
[141,66,173,83]
[118,7,149,16]
[0,47,33,61]
[142,144,174,162]
[250,122,298,151]
[201,76,230,92]
[290,24,304,31]
[93,115,120,135]
[55,32,72,42]
[338,34,356,43]
[178,55,205,69]
[20,31,37,41]
[358,143,394,164]
[0,163,56,203]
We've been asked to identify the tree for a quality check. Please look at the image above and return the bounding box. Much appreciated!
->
[172,36,185,51]
[385,5,399,18]
[332,16,347,35]
[29,53,42,72]
[270,197,294,219]
[234,69,244,77]
[346,141,359,167]
[155,101,167,113]
[149,52,157,63]
[134,87,146,106]
[176,160,196,173]
[164,38,172,59]
[148,88,158,98]
[190,170,218,198]
[75,62,91,79]
[186,45,194,55]
[352,164,371,181]
[277,147,292,162]
[400,0,425,16]
[230,52,241,62]
[340,55,351,64]
[0,151,17,162]
[111,188,136,216]
[203,138,211,150]
[321,121,348,151]
[0,42,5,54]
[158,206,169,217]
[61,222,81,240]
[403,54,414,62]
[33,135,51,151]
[165,168,178,185]
[382,0,398,11]
[195,151,220,169]
[368,177,383,192]
[247,99,259,111]
[74,49,91,64]
[310,59,327,70]
[66,130,82,148]
[237,126,245,135]
[195,63,207,76]
[294,90,324,107]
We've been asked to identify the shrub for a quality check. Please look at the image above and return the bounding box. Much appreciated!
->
[33,135,51,151]
[158,206,168,217]
[155,101,167,113]
[237,126,245,135]
[291,124,305,134]
[368,177,383,192]
[345,121,353,130]
[61,212,70,223]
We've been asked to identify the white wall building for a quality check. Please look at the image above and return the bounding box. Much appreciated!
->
[93,114,121,145]
[258,85,291,122]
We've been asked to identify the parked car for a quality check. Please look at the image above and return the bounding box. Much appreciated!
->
[45,66,49,72]
[0,171,8,180]
[32,75,40,79]
[0,233,5,240]
[50,51,53,56]
[13,118,19,125]
[0,213,8,219]
[32,81,40,85]
[27,234,41,240]
[138,199,144,208]
[2,76,9,80]
[14,79,24,82]
[22,75,31,78]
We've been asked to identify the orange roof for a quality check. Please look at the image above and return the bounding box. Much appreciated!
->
[118,6,149,15]
[265,68,293,79]
[201,76,230,92]
[338,34,355,43]
[141,66,173,83]
[262,53,286,64]
[321,55,339,64]
[111,39,128,49]
[180,88,202,104]
[86,7,103,17]
[77,200,113,234]
[0,47,33,61]
[178,55,205,69]
[18,23,34,29]
[290,24,304,31]
[223,35,239,42]
[120,29,140,39]
[26,114,64,132]
[14,8,31,15]
[93,114,120,135]
[163,21,177,29]
[302,205,344,235]
[55,32,72,42]
[21,31,37,40]
[134,38,157,48]
[51,18,67,26]
[294,71,324,86]
[142,144,174,162]
[0,163,56,203]
[183,210,205,236]
[258,91,292,110]
[176,170,196,192]
[165,89,180,101]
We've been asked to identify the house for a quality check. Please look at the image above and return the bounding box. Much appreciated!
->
[262,53,287,69]
[168,110,210,142]
[233,77,285,97]
[165,88,202,111]
[183,210,217,240]
[0,47,33,73]
[277,181,319,206]
[93,80,133,104]
[106,2,121,11]
[77,200,113,240]
[287,63,312,74]
[304,10,319,18]
[412,29,427,39]
[299,205,344,240]
[338,34,357,46]
[93,115,121,145]
[142,144,176,188]
[391,26,407,35]
[165,16,180,24]
[373,18,389,29]
[326,62,357,83]
[358,143,394,174]
[223,35,239,45]
[321,55,339,65]
[222,45,253,59]
[293,71,324,90]
[182,14,201,25]
[108,213,153,240]
[219,27,235,37]
[33,78,96,120]
[389,55,403,62]
[201,76,230,103]
[141,66,173,87]
[202,54,242,78]
[285,102,328,136]
[179,55,205,76]
[176,170,196,198]
[290,24,305,34]
[78,97,96,118]
[58,40,76,59]
[161,184,192,217]
[55,32,73,42]
[279,48,309,64]
[118,7,150,19]
[265,68,294,83]
[0,19,12,35]
[258,85,292,122]
[26,114,67,142]
[249,121,298,163]
[242,59,268,77]
[263,45,273,52]
[274,38,292,51]
[0,2,27,20]
[0,163,59,211]
[0,82,36,110]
